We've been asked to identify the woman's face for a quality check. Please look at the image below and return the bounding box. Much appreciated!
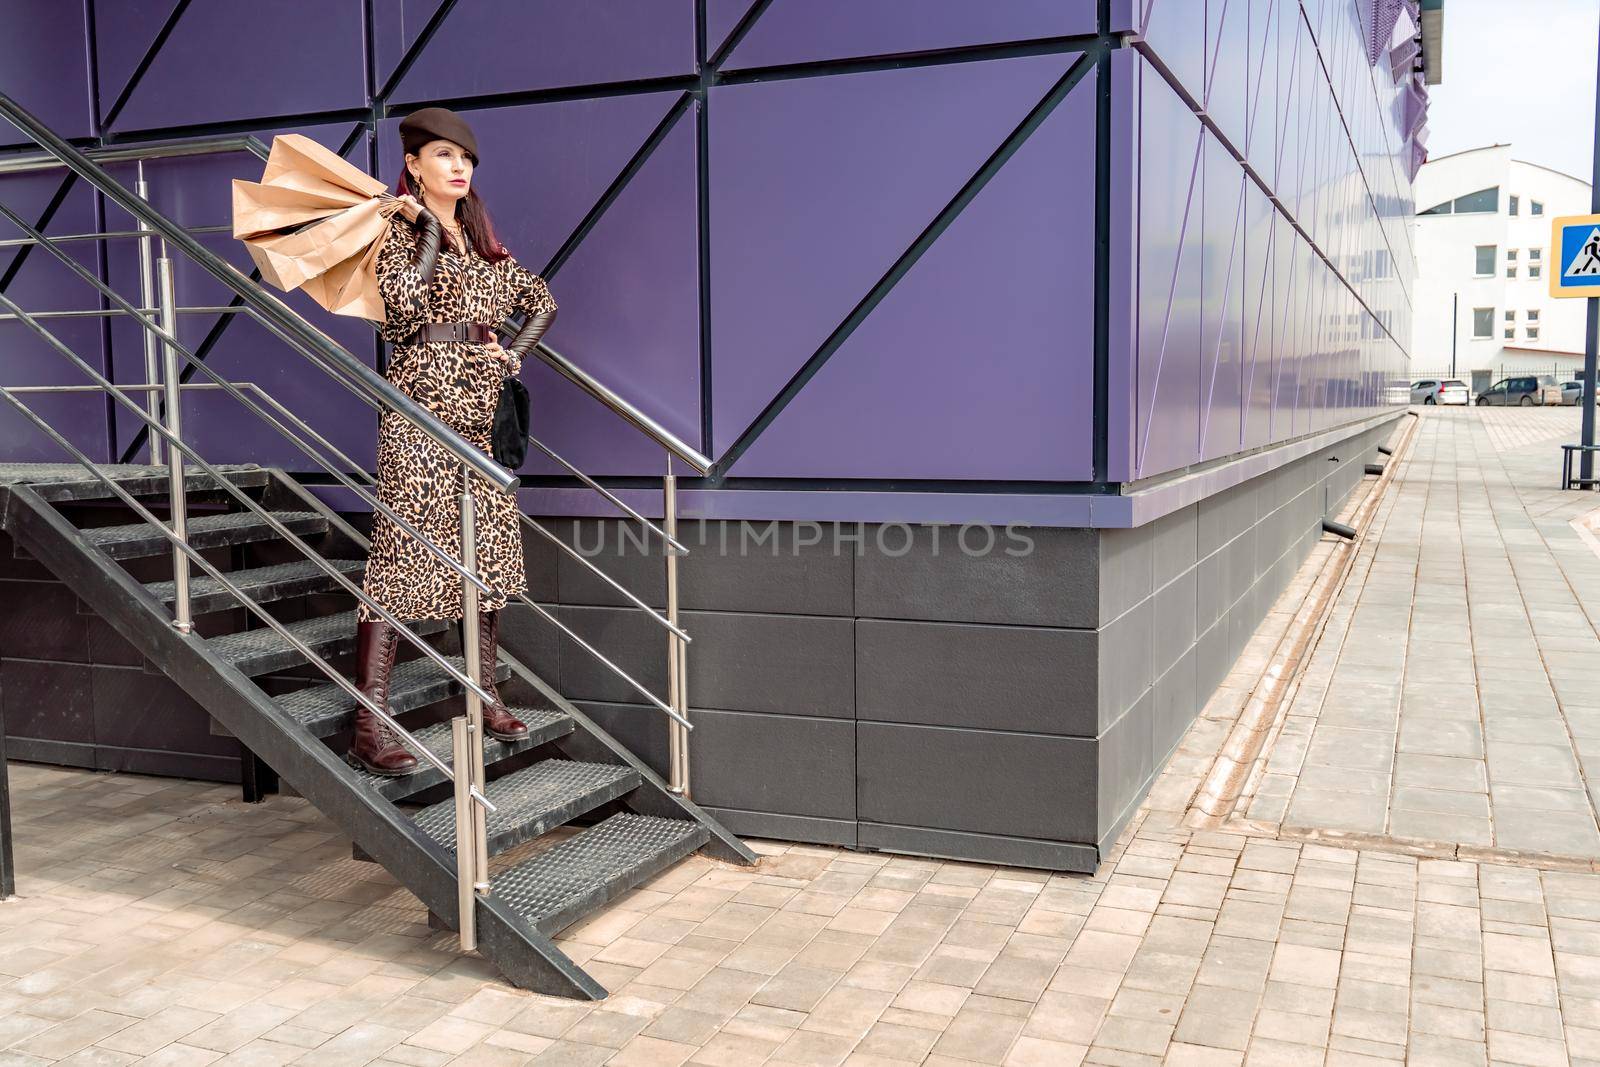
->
[406,138,474,203]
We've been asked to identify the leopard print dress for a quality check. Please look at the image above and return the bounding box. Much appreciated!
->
[356,213,557,622]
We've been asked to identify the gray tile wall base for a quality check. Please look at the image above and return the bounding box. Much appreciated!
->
[473,420,1402,875]
[858,822,1099,874]
[699,806,858,849]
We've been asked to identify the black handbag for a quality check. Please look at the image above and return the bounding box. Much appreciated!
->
[492,376,530,468]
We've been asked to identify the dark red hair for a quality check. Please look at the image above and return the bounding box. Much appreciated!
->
[394,169,509,264]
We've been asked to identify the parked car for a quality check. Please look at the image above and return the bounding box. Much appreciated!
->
[1475,375,1565,406]
[1562,380,1586,406]
[1411,379,1469,405]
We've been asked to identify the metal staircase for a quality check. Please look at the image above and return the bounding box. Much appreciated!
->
[0,95,755,999]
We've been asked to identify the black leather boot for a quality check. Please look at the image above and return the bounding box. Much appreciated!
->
[347,619,419,776]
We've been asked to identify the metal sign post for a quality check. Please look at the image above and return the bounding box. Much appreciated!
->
[1547,210,1600,484]
[1551,37,1600,486]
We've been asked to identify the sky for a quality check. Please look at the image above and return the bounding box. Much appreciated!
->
[1423,0,1599,183]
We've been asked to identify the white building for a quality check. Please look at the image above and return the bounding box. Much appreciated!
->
[1408,145,1591,393]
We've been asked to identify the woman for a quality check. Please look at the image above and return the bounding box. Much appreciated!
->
[348,107,558,776]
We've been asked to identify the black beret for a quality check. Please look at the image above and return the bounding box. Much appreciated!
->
[398,107,480,164]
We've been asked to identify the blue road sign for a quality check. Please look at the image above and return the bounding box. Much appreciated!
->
[1551,213,1600,297]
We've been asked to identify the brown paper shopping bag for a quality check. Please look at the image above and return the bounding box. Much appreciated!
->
[231,133,400,321]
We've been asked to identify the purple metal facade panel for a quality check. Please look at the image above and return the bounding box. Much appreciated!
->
[1104,50,1140,486]
[92,0,182,126]
[0,178,112,462]
[516,114,704,477]
[705,0,763,60]
[390,0,696,103]
[730,75,1097,481]
[378,91,684,273]
[707,53,1071,461]
[99,123,379,469]
[371,0,450,94]
[719,0,1096,70]
[1199,131,1245,464]
[1133,72,1205,480]
[0,3,95,149]
[107,0,368,135]
[1125,0,1414,485]
[0,1,1423,526]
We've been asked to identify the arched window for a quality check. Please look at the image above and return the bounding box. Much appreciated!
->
[1417,186,1499,215]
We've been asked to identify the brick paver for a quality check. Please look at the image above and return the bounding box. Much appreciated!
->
[3,406,1600,1065]
[1248,407,1600,861]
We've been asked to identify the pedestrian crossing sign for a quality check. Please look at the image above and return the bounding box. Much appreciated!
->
[1551,213,1600,297]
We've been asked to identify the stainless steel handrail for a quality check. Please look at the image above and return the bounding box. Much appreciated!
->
[0,198,696,646]
[0,224,232,246]
[0,287,505,719]
[0,389,495,812]
[519,434,688,554]
[1,97,701,781]
[0,93,519,495]
[0,196,495,599]
[0,133,270,174]
[521,336,712,474]
[0,305,247,319]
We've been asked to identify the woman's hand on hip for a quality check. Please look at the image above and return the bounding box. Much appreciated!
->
[484,340,520,376]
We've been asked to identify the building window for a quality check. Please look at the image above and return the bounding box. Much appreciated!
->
[1529,309,1541,322]
[1505,310,1517,322]
[1476,245,1497,276]
[1532,200,1545,215]
[1473,308,1494,338]
[1510,195,1520,215]
[1505,328,1516,339]
[1531,264,1542,278]
[1419,186,1501,215]
[1528,327,1540,340]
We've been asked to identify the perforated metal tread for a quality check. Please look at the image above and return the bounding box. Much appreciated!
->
[413,759,639,857]
[83,509,326,560]
[492,813,709,936]
[277,654,511,736]
[19,464,269,503]
[207,609,445,677]
[349,710,573,800]
[146,557,365,614]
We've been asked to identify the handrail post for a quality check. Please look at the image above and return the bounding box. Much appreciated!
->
[156,251,191,633]
[134,162,163,465]
[450,716,476,951]
[454,462,490,950]
[664,460,689,796]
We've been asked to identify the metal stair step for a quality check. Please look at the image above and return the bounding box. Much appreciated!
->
[414,759,640,858]
[24,464,270,504]
[207,609,445,677]
[276,654,511,736]
[146,557,365,615]
[492,813,709,936]
[349,712,574,800]
[84,509,326,560]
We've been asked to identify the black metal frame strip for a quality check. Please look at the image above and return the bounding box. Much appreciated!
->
[1092,0,1113,483]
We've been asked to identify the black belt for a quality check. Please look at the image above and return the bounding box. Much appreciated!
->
[410,321,496,344]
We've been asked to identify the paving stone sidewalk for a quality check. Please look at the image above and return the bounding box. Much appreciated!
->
[4,406,1600,1065]
[1248,407,1600,858]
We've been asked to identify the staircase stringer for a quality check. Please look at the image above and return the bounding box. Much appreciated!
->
[0,482,604,999]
